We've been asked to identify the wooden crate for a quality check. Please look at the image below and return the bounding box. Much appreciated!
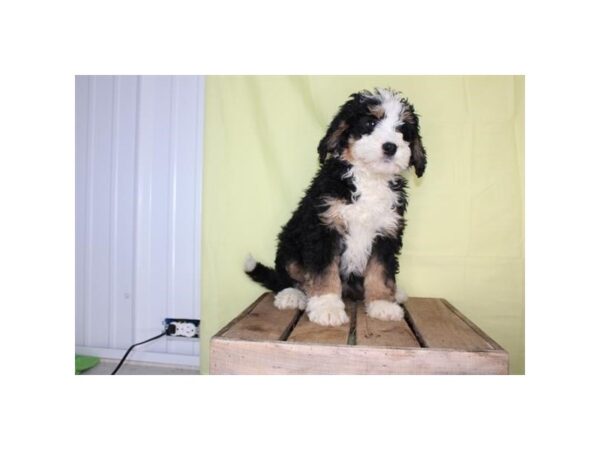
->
[210,293,508,375]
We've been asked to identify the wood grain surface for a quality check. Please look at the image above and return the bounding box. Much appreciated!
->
[287,301,354,344]
[404,298,494,351]
[221,293,300,341]
[210,339,508,375]
[355,301,420,348]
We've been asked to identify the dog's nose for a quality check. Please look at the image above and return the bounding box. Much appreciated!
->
[382,142,398,156]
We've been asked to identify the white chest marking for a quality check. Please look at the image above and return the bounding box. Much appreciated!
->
[327,168,400,277]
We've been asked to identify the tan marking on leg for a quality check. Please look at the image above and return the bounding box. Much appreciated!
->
[303,257,342,297]
[286,261,305,283]
[363,258,395,302]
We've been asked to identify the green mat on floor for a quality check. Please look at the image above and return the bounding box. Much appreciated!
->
[75,355,100,374]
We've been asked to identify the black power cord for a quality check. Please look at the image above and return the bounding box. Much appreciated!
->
[111,325,175,375]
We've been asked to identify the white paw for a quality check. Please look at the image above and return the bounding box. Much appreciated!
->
[274,288,308,310]
[395,285,408,304]
[306,294,349,326]
[366,300,404,321]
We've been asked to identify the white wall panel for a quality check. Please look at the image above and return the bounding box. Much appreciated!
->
[75,76,89,347]
[167,76,204,355]
[75,76,204,366]
[110,76,138,350]
[135,76,172,353]
[86,75,114,348]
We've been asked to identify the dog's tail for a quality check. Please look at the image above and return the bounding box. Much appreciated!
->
[244,254,291,292]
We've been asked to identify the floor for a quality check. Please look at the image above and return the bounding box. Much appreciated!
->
[80,359,200,375]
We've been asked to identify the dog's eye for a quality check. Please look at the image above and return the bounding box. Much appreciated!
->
[365,119,377,130]
[356,117,377,134]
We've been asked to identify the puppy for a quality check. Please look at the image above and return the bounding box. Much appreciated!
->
[245,88,426,326]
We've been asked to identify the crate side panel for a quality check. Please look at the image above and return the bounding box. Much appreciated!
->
[209,339,509,375]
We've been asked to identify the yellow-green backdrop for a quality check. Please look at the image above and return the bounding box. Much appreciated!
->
[201,76,524,374]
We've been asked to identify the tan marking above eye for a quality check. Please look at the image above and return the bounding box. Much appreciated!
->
[368,104,385,119]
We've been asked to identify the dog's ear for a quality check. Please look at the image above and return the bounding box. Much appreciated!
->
[318,118,349,164]
[318,93,368,164]
[410,131,427,178]
[401,101,427,177]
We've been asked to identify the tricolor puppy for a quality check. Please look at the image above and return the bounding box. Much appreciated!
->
[245,88,426,326]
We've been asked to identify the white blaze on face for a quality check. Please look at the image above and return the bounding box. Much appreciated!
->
[350,91,412,176]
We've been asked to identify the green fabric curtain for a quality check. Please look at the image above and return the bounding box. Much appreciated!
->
[201,76,524,374]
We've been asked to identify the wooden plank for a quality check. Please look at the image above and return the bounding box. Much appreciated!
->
[213,293,268,338]
[404,298,493,351]
[440,298,505,350]
[221,293,300,341]
[286,301,353,344]
[210,339,509,375]
[355,301,420,348]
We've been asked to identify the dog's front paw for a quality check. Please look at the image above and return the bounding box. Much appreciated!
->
[306,294,349,326]
[366,300,404,321]
[274,288,307,310]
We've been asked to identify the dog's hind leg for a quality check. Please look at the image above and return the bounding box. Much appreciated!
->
[274,287,307,310]
[273,261,308,310]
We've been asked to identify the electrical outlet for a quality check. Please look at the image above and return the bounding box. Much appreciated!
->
[164,318,200,338]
